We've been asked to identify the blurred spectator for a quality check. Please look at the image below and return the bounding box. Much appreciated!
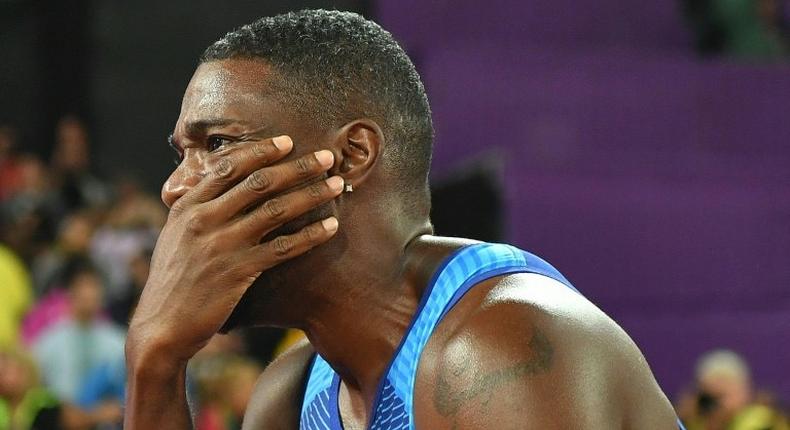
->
[90,177,164,302]
[678,349,789,430]
[75,357,125,416]
[31,211,97,295]
[0,244,32,349]
[188,334,247,429]
[0,125,23,201]
[0,345,64,430]
[193,355,262,430]
[685,0,788,59]
[50,116,111,213]
[1,155,59,263]
[31,261,125,404]
[0,346,122,430]
[108,248,151,326]
[1,116,278,426]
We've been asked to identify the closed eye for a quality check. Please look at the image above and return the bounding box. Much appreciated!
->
[208,135,234,152]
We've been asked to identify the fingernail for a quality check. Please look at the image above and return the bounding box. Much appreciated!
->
[272,135,293,151]
[322,217,339,232]
[326,176,344,192]
[315,150,334,167]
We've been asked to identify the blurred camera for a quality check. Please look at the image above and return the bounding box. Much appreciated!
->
[697,391,720,416]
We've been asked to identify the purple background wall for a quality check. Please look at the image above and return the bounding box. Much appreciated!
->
[376,0,790,401]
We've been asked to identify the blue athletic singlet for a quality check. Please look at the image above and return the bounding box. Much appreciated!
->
[299,242,686,430]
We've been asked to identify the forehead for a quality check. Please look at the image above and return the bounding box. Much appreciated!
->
[178,59,277,128]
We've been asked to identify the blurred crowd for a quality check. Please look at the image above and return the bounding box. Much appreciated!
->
[684,0,790,59]
[0,117,271,430]
[1,117,788,430]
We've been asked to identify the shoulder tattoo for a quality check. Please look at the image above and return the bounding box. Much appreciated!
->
[433,326,554,419]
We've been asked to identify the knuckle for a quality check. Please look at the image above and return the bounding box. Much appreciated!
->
[303,224,323,242]
[294,157,313,176]
[251,141,270,159]
[169,201,186,218]
[272,236,293,257]
[262,198,285,219]
[213,158,234,178]
[203,237,222,255]
[184,210,207,233]
[246,170,271,192]
[307,182,324,198]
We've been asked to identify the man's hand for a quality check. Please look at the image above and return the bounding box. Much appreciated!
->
[124,135,341,430]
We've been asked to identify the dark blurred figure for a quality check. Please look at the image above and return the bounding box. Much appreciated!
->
[678,349,789,430]
[0,346,123,430]
[50,116,111,213]
[30,261,125,407]
[0,125,23,201]
[684,0,788,59]
[30,211,97,295]
[430,161,504,243]
[0,154,59,263]
[107,249,151,326]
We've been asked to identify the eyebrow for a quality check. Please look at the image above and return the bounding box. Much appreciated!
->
[184,118,251,136]
[168,118,255,149]
[168,118,270,152]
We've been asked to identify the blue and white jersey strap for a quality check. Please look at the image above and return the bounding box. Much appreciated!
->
[385,242,570,429]
[298,241,684,430]
[300,242,578,430]
[300,355,339,430]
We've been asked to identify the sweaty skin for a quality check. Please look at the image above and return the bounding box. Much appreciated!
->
[125,58,679,429]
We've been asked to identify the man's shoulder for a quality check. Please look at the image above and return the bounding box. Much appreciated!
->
[414,272,678,429]
[241,337,314,430]
[425,272,623,358]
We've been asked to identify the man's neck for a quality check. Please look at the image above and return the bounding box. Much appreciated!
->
[291,233,475,408]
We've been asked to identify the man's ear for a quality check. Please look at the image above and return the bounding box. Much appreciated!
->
[327,119,383,188]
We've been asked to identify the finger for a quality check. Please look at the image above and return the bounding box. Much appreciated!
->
[209,149,335,218]
[176,135,293,209]
[242,217,339,273]
[231,175,344,240]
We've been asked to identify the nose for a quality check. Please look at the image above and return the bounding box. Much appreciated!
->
[161,156,205,208]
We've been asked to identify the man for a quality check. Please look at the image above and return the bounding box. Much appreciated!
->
[678,350,788,430]
[126,10,682,429]
[33,260,126,404]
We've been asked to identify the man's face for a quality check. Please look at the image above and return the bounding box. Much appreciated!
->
[55,118,90,171]
[698,373,751,418]
[0,352,32,398]
[70,272,104,323]
[164,59,334,329]
[166,59,293,207]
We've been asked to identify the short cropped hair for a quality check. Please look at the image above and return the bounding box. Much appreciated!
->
[201,9,434,199]
[60,256,101,290]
